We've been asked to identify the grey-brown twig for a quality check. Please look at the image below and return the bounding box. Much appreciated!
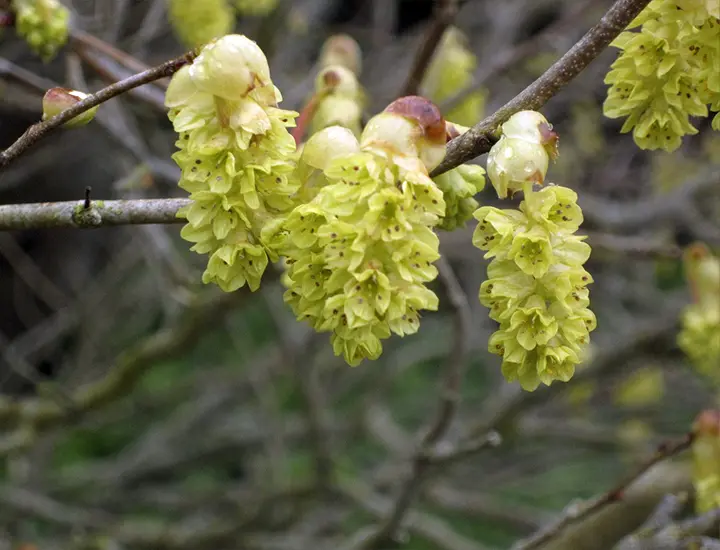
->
[511,432,694,550]
[0,198,189,230]
[359,258,475,548]
[439,0,597,114]
[400,0,459,97]
[431,0,652,177]
[0,51,196,170]
[0,290,245,452]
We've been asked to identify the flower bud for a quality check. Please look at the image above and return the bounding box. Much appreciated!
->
[683,242,720,302]
[42,88,98,127]
[365,96,446,171]
[301,126,360,171]
[501,110,559,159]
[168,0,233,49]
[487,136,549,198]
[314,65,360,96]
[319,34,362,75]
[189,34,272,101]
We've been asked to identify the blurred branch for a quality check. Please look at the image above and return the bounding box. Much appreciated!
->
[401,0,459,96]
[440,0,596,113]
[70,29,167,89]
[0,198,188,230]
[0,50,196,170]
[0,485,109,528]
[338,478,492,550]
[615,498,720,549]
[432,0,653,177]
[579,169,720,231]
[511,432,694,550]
[0,290,246,448]
[357,258,474,547]
[428,484,550,533]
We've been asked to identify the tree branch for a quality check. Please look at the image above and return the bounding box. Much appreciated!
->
[431,0,652,177]
[511,432,694,550]
[400,0,459,97]
[0,198,189,230]
[0,51,196,170]
[358,258,476,547]
[0,290,245,449]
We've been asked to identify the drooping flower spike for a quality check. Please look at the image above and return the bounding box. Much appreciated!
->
[421,26,486,126]
[678,242,720,384]
[604,0,720,151]
[281,96,449,366]
[474,110,595,391]
[168,0,233,49]
[13,0,69,60]
[166,34,298,292]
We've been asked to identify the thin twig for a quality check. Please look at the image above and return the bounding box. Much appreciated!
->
[400,0,459,97]
[0,198,189,230]
[0,51,196,170]
[431,0,653,177]
[0,290,245,448]
[70,29,168,89]
[511,432,694,550]
[339,478,492,550]
[360,258,473,547]
[440,0,597,113]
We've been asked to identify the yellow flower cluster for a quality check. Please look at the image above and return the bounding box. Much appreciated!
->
[604,0,720,151]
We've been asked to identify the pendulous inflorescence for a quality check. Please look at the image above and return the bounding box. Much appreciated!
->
[166,34,298,292]
[12,0,69,60]
[604,0,720,151]
[678,242,720,384]
[168,0,234,48]
[278,97,449,366]
[421,26,485,127]
[163,34,596,381]
[473,111,596,391]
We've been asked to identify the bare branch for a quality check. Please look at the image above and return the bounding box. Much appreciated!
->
[512,432,694,550]
[431,0,653,177]
[400,0,459,97]
[0,290,245,447]
[440,0,597,114]
[338,478,492,550]
[358,258,475,547]
[0,198,188,230]
[0,51,196,170]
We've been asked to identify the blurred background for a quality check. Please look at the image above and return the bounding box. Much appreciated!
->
[0,0,718,549]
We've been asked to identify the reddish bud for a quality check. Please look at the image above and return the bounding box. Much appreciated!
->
[320,34,362,75]
[694,409,720,437]
[385,96,446,145]
[42,87,98,127]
